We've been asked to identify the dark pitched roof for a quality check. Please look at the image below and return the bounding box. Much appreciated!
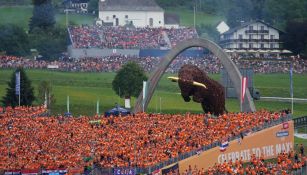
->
[222,20,283,35]
[164,13,180,25]
[99,0,163,12]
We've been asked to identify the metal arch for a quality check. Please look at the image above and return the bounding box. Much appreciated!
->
[133,38,256,113]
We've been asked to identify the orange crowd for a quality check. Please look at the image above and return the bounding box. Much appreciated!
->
[182,150,307,175]
[0,106,289,171]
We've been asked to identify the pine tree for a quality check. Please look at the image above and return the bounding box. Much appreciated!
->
[1,68,35,107]
[29,0,55,32]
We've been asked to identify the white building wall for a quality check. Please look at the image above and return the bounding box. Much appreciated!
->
[99,11,164,27]
[222,22,281,50]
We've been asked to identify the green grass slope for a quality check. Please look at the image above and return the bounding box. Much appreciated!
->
[0,6,94,30]
[0,69,306,117]
[166,7,224,27]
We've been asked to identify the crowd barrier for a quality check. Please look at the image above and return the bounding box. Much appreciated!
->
[139,49,206,58]
[67,46,207,59]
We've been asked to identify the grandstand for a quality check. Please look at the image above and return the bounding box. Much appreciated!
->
[67,26,199,58]
[1,106,302,174]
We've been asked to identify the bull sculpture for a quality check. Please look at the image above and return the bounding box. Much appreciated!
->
[169,64,226,116]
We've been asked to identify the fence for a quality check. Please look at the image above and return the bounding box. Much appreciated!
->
[94,114,293,174]
[294,116,307,129]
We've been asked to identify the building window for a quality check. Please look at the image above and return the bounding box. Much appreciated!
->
[249,34,252,39]
[159,21,161,24]
[125,15,128,19]
[239,34,243,39]
[261,26,265,30]
[270,35,275,39]
[149,18,153,27]
[261,43,264,48]
[249,43,253,49]
[261,35,264,40]
[270,43,275,48]
[239,43,243,49]
[106,16,109,21]
[249,26,253,30]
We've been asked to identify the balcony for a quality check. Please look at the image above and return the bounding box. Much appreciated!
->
[245,30,269,34]
[219,39,280,44]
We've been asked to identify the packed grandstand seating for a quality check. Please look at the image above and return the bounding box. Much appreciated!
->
[1,55,307,74]
[186,151,307,175]
[0,106,292,171]
[68,25,198,49]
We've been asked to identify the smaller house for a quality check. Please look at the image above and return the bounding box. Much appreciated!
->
[219,20,284,57]
[98,0,165,28]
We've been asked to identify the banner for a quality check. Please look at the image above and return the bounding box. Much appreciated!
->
[5,170,21,175]
[125,98,131,109]
[161,163,179,175]
[219,141,229,152]
[178,121,294,173]
[151,169,161,175]
[42,169,67,175]
[15,71,20,95]
[114,168,135,175]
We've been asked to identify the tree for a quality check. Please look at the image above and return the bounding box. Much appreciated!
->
[283,20,307,57]
[88,0,99,14]
[2,68,35,107]
[112,62,147,100]
[29,26,67,60]
[29,0,55,32]
[226,0,253,28]
[0,24,30,56]
[196,24,220,42]
[37,81,55,110]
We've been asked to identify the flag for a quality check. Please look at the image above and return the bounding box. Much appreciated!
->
[15,71,20,95]
[67,96,70,113]
[219,141,229,152]
[241,77,247,103]
[290,63,293,98]
[44,91,47,108]
[96,100,99,115]
[142,81,148,112]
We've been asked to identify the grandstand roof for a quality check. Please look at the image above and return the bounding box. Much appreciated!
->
[99,0,164,12]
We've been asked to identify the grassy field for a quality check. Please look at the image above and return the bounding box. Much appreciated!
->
[0,6,95,30]
[0,69,306,117]
[166,7,224,27]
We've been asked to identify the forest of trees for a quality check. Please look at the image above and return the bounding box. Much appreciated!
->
[157,0,307,56]
[157,0,307,29]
